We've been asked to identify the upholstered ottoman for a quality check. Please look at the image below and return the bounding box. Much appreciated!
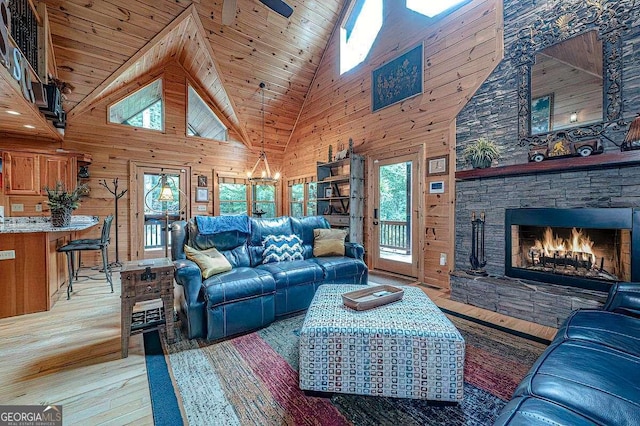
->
[299,284,465,401]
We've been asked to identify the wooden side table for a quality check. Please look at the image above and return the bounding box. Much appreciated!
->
[120,257,175,358]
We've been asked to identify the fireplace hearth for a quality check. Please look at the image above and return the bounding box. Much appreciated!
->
[505,208,640,292]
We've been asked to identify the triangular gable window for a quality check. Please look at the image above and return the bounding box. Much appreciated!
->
[340,0,383,75]
[406,0,466,18]
[109,79,164,131]
[187,85,228,141]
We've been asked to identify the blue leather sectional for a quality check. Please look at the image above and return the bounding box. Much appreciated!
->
[171,216,368,341]
[495,282,640,425]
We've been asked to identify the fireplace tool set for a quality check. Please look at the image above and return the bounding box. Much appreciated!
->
[468,211,488,276]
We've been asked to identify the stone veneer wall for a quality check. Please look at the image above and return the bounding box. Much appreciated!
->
[450,0,640,327]
[455,0,640,167]
[454,166,640,276]
[450,272,606,328]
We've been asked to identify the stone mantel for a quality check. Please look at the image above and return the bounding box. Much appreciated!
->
[455,151,640,181]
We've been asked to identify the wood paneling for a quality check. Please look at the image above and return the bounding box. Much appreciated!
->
[44,0,344,153]
[0,65,62,141]
[283,0,504,289]
[58,60,278,263]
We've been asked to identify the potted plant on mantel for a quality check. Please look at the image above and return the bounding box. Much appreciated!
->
[44,182,88,227]
[463,137,501,169]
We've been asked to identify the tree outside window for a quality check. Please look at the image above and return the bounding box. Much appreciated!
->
[307,182,317,215]
[252,184,276,218]
[290,183,304,217]
[219,183,248,215]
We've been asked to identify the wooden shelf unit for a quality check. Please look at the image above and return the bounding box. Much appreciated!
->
[317,142,364,244]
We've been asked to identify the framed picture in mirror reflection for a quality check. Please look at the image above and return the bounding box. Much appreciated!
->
[531,93,554,135]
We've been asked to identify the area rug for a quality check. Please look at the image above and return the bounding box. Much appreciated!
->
[147,314,547,425]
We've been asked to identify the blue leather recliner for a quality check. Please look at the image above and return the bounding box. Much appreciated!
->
[495,282,640,425]
[171,216,368,341]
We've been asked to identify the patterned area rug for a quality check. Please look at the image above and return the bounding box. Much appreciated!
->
[150,313,546,425]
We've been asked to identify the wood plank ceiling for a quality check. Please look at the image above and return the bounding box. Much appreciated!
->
[43,0,346,152]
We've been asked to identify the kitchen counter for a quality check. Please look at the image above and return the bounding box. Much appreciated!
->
[0,216,100,318]
[0,215,98,233]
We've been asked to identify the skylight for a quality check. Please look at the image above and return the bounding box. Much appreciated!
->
[109,79,163,131]
[187,85,227,141]
[340,0,383,75]
[406,0,466,18]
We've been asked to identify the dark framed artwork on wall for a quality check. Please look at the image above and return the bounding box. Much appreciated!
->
[372,43,424,112]
[197,175,208,187]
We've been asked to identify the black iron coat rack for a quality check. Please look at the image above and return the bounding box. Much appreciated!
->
[99,178,127,266]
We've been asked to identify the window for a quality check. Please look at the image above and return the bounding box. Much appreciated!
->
[288,180,317,216]
[406,0,466,18]
[187,85,228,141]
[307,182,317,216]
[340,0,383,74]
[290,184,304,217]
[252,184,276,218]
[219,182,248,215]
[109,79,163,131]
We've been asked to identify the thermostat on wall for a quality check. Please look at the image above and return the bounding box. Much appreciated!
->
[429,181,445,194]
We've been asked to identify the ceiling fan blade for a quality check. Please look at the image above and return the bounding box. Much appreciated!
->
[259,0,293,18]
[222,0,237,25]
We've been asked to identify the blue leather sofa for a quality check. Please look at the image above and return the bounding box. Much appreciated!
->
[171,216,368,341]
[495,282,640,425]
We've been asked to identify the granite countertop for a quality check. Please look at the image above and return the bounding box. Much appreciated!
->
[0,215,99,234]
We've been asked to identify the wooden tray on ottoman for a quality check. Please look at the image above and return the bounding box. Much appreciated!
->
[342,285,404,310]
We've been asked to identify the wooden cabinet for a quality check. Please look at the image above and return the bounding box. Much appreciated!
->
[41,155,76,192]
[48,233,69,305]
[317,142,364,243]
[3,152,41,195]
[2,151,78,196]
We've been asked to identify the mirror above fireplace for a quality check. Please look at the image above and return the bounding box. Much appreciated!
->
[531,31,603,135]
[511,1,635,148]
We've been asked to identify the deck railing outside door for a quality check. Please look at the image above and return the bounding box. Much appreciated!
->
[379,220,410,254]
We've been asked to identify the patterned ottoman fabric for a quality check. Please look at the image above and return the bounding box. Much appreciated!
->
[299,284,465,401]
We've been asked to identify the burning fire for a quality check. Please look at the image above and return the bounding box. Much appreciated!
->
[534,227,595,257]
[529,227,597,268]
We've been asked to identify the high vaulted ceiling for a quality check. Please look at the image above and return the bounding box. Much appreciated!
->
[44,0,346,152]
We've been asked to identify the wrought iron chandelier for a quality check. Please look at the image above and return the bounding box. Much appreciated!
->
[247,82,280,183]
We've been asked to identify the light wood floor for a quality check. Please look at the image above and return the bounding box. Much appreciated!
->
[0,270,153,425]
[0,269,557,425]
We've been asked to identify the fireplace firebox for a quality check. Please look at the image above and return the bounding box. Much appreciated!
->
[505,208,640,292]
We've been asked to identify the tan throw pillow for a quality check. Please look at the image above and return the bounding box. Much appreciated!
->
[313,228,347,257]
[184,245,232,279]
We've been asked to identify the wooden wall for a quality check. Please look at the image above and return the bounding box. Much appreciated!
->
[283,0,504,288]
[49,61,275,263]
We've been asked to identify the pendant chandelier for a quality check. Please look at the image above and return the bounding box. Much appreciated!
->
[247,82,280,183]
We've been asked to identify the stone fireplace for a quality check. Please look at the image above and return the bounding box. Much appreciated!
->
[449,0,640,328]
[505,208,639,292]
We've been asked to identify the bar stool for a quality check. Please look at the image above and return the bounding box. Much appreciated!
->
[58,215,114,299]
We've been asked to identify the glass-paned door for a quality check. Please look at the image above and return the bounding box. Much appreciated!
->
[138,167,188,259]
[372,154,418,277]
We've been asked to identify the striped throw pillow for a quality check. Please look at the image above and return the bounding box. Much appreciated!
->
[262,234,304,264]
